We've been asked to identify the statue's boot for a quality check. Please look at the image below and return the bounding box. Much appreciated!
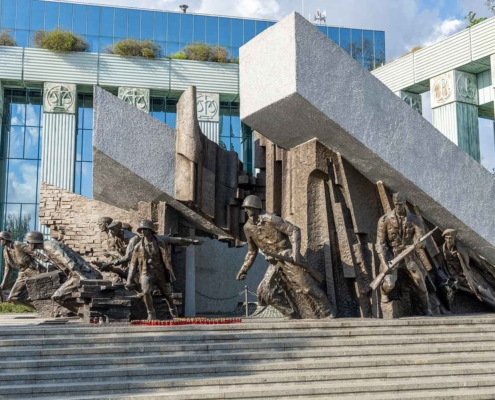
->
[169,305,178,319]
[147,310,157,320]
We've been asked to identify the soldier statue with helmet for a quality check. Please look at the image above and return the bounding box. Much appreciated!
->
[236,195,335,319]
[126,220,202,320]
[375,192,433,316]
[0,231,42,307]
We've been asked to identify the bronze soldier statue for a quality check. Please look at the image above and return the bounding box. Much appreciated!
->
[441,229,495,310]
[236,195,335,319]
[0,231,41,307]
[376,192,432,316]
[126,220,201,320]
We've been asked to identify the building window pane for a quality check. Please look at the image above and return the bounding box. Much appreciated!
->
[166,41,179,56]
[193,15,205,43]
[219,17,230,47]
[167,12,180,42]
[255,20,267,35]
[7,160,38,203]
[8,127,25,158]
[73,5,87,35]
[317,26,327,36]
[205,16,218,45]
[15,29,29,47]
[340,28,351,54]
[231,18,242,47]
[16,0,30,30]
[232,47,239,59]
[150,98,166,123]
[30,1,45,31]
[141,11,153,40]
[244,19,254,44]
[44,2,59,31]
[328,27,339,44]
[87,5,100,36]
[363,30,374,70]
[59,3,73,31]
[87,35,99,53]
[114,7,127,38]
[24,127,40,159]
[154,12,166,41]
[74,94,93,198]
[100,7,113,37]
[99,36,112,52]
[351,29,363,64]
[180,13,193,44]
[128,9,140,39]
[374,31,386,67]
[1,0,16,29]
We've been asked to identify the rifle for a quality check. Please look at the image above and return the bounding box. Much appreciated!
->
[370,227,439,291]
[264,251,324,284]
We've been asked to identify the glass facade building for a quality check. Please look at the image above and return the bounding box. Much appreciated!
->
[0,0,386,69]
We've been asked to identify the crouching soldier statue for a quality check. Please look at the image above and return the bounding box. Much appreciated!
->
[0,231,42,307]
[236,195,335,319]
[126,220,201,320]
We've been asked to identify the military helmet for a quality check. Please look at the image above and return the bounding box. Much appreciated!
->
[442,228,458,238]
[136,220,156,233]
[0,231,12,242]
[121,222,132,232]
[108,221,122,231]
[242,195,262,210]
[25,231,44,244]
[98,216,113,225]
[392,192,406,203]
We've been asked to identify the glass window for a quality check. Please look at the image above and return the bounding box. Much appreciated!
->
[219,17,230,47]
[340,28,351,54]
[75,95,93,198]
[150,98,166,123]
[255,20,267,35]
[58,3,73,31]
[231,18,243,47]
[155,41,166,57]
[232,47,239,59]
[193,15,205,43]
[166,42,179,55]
[1,0,16,29]
[8,127,25,158]
[44,1,59,31]
[128,9,140,39]
[30,1,45,31]
[99,37,112,53]
[86,5,100,36]
[180,13,193,43]
[328,27,339,44]
[267,21,275,28]
[244,19,254,44]
[351,29,363,64]
[375,31,386,68]
[363,30,374,70]
[73,5,87,35]
[114,7,127,38]
[317,26,327,36]
[141,11,153,40]
[86,35,99,53]
[154,12,166,41]
[100,7,113,37]
[167,12,180,42]
[24,127,40,159]
[206,16,218,45]
[166,99,177,128]
[14,29,29,47]
[16,0,30,30]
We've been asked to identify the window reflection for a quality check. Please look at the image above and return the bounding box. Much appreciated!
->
[73,5,87,35]
[193,15,205,43]
[16,0,31,30]
[114,7,127,38]
[231,18,243,48]
[1,0,16,28]
[219,17,230,47]
[374,31,386,68]
[244,20,255,44]
[59,3,73,31]
[74,94,93,198]
[340,28,351,55]
[363,30,374,70]
[154,12,167,41]
[127,9,140,39]
[206,16,218,45]
[328,27,339,44]
[100,7,114,37]
[44,2,59,30]
[168,13,180,42]
[87,6,101,36]
[141,11,154,40]
[351,29,363,65]
[180,13,193,44]
[30,1,45,31]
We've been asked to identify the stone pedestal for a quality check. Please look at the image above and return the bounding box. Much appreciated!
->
[396,91,422,115]
[431,71,480,161]
[118,87,150,113]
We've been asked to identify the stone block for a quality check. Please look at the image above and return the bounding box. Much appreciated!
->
[25,271,63,301]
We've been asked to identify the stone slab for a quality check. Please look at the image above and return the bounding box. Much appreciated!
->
[239,12,495,262]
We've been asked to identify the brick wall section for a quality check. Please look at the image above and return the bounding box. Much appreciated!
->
[39,183,147,262]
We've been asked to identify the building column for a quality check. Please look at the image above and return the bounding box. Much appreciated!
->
[396,90,422,115]
[197,92,220,143]
[118,87,150,113]
[0,81,3,133]
[185,227,196,317]
[41,83,78,191]
[430,70,480,161]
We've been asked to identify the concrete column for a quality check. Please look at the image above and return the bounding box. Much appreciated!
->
[197,92,220,143]
[431,70,480,161]
[41,83,77,190]
[118,87,150,113]
[184,227,196,317]
[0,81,3,134]
[396,90,422,115]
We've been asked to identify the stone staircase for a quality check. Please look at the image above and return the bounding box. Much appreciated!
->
[2,316,495,399]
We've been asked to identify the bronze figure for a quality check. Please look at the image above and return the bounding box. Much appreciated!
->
[441,229,495,310]
[375,192,432,316]
[236,195,335,319]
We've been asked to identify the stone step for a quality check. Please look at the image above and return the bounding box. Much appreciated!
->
[6,372,495,398]
[1,360,495,386]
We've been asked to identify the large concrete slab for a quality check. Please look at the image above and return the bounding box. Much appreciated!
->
[240,13,495,261]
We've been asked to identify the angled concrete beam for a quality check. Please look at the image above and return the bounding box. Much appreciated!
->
[240,12,495,260]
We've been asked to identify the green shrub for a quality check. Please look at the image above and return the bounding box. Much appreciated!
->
[0,29,17,46]
[0,302,35,313]
[33,29,89,52]
[106,38,162,59]
[209,45,229,63]
[183,42,211,61]
[169,51,187,60]
[171,43,236,64]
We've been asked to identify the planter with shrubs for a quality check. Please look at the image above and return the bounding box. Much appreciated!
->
[170,42,238,63]
[105,38,162,59]
[0,30,17,46]
[33,28,89,52]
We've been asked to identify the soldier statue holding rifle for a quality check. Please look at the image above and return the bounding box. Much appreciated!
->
[373,192,434,316]
[236,195,335,319]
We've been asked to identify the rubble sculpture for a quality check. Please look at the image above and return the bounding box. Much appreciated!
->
[236,195,335,319]
[376,192,433,316]
[0,231,42,307]
[441,229,495,310]
[126,220,201,320]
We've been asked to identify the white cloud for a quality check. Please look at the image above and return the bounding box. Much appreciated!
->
[7,161,39,203]
[421,18,464,47]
